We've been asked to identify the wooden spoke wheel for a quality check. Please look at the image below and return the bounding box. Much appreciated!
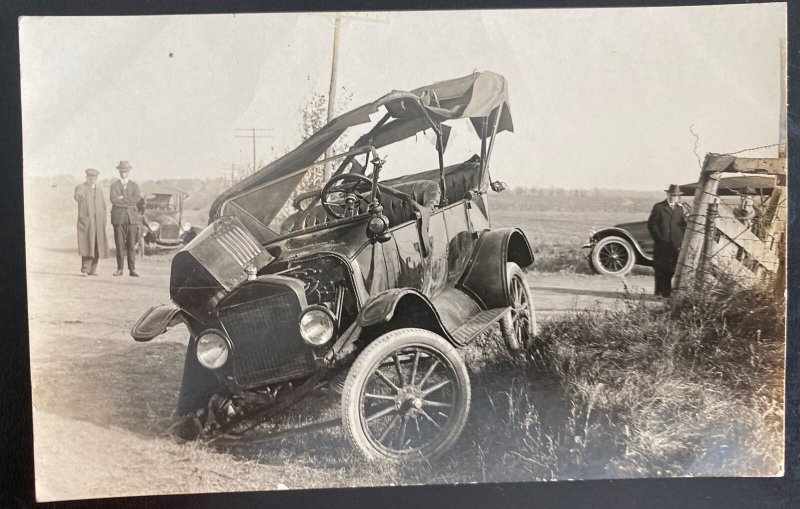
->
[589,236,635,276]
[342,329,470,461]
[500,262,537,351]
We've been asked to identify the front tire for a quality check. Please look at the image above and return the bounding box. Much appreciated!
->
[341,329,471,461]
[589,236,636,276]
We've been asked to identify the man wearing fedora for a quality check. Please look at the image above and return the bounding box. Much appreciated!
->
[647,184,689,297]
[74,168,110,275]
[110,160,142,277]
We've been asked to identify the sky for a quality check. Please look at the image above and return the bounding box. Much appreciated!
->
[19,4,786,190]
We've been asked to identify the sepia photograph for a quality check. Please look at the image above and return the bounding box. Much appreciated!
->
[19,3,787,502]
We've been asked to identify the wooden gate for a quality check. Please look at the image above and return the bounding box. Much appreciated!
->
[673,154,786,294]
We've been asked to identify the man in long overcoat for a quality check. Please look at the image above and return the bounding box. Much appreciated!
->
[110,160,142,277]
[647,184,689,297]
[74,168,110,275]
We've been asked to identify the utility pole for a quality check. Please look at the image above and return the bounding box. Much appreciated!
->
[223,163,246,185]
[321,12,388,180]
[235,128,273,173]
[327,14,342,132]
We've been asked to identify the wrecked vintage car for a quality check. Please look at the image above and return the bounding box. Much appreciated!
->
[131,72,536,461]
[582,175,776,276]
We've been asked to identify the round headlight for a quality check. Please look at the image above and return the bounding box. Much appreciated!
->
[148,221,160,232]
[196,330,229,369]
[367,215,389,235]
[298,306,335,346]
[182,221,192,231]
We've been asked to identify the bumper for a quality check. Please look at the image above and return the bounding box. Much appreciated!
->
[131,304,185,342]
[154,239,185,248]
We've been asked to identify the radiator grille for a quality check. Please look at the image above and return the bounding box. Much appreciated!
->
[215,221,262,266]
[159,224,181,240]
[219,290,317,386]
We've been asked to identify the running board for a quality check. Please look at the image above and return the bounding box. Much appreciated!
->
[451,307,509,346]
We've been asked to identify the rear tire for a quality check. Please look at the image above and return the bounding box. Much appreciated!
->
[341,329,470,461]
[589,236,636,276]
[500,262,537,352]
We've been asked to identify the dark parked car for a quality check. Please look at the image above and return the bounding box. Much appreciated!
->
[583,175,776,276]
[140,185,198,249]
[131,72,536,461]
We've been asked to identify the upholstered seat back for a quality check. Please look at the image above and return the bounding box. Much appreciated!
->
[380,180,440,227]
[382,156,482,204]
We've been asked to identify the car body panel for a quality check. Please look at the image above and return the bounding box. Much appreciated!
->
[459,228,534,309]
[593,222,655,263]
[130,304,185,342]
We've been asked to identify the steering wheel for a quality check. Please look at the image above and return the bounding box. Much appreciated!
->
[321,173,375,219]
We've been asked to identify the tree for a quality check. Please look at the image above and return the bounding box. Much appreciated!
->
[269,88,354,226]
[294,88,353,195]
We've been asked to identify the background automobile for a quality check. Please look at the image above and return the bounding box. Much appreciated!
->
[139,185,199,251]
[131,72,537,461]
[583,175,776,276]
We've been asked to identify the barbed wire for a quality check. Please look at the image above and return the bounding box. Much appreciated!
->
[719,143,781,156]
[673,186,785,284]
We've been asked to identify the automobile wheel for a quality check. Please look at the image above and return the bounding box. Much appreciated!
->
[341,329,471,461]
[499,262,537,352]
[589,236,636,276]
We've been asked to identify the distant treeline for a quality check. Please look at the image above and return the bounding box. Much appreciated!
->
[31,175,661,200]
[509,186,662,199]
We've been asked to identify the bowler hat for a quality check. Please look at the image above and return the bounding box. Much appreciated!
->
[85,168,99,177]
[664,184,682,195]
[116,160,133,171]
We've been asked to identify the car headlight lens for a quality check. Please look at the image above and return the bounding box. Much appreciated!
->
[182,222,192,231]
[196,330,229,369]
[148,221,160,232]
[298,306,335,346]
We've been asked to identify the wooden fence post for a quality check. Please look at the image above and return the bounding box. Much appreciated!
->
[673,154,732,292]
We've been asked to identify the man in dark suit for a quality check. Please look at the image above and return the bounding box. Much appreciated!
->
[74,168,110,275]
[110,160,142,277]
[647,184,689,297]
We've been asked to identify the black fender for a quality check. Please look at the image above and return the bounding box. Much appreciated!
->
[177,334,228,415]
[591,227,653,264]
[458,228,534,309]
[131,304,186,342]
[132,305,225,415]
[356,288,456,345]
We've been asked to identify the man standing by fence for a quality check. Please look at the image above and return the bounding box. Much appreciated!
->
[647,184,688,297]
[110,160,142,277]
[74,168,109,275]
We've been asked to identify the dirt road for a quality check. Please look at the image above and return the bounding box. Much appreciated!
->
[26,244,652,500]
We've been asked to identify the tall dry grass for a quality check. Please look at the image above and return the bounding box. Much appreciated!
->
[479,277,785,479]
